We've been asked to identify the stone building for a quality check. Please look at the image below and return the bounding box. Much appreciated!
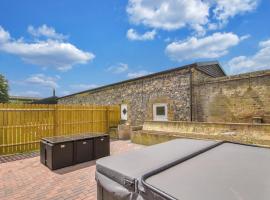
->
[9,96,41,104]
[58,61,270,125]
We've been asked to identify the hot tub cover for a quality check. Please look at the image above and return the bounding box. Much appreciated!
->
[96,139,220,193]
[143,142,270,200]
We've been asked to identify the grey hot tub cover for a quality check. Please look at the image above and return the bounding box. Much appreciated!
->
[96,139,220,199]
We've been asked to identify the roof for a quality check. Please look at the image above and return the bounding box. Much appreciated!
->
[59,61,226,99]
[196,61,226,77]
[31,96,58,104]
[9,96,41,100]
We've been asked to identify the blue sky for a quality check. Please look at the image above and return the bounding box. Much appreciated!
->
[0,0,269,98]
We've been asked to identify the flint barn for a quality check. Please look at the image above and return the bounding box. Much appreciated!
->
[58,61,270,125]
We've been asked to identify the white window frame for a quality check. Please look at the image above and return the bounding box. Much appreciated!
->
[121,104,128,121]
[153,103,168,121]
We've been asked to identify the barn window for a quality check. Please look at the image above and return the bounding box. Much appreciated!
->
[153,103,168,121]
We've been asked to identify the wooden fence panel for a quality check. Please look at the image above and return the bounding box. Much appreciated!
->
[0,104,120,155]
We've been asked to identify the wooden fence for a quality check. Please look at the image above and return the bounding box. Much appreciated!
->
[0,104,120,155]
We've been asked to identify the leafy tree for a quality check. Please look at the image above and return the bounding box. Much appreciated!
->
[0,74,9,103]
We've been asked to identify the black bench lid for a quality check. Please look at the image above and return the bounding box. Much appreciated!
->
[42,133,108,144]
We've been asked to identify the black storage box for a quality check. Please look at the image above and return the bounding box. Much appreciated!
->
[40,140,46,165]
[41,133,109,170]
[94,135,110,159]
[74,138,94,164]
[46,140,74,170]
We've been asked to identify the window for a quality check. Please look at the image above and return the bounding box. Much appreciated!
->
[153,103,168,121]
[156,106,165,116]
[121,104,128,120]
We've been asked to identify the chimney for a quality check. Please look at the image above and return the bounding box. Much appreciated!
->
[53,88,56,97]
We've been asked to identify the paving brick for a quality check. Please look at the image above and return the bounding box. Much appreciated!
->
[0,140,144,200]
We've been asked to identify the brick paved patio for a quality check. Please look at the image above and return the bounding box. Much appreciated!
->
[0,140,144,200]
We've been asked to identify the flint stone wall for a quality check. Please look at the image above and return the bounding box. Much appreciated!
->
[59,67,270,125]
[59,68,192,125]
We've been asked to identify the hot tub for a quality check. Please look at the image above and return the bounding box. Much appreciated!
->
[95,139,221,200]
[96,140,270,200]
[142,142,270,200]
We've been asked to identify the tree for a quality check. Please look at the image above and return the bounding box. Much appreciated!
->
[0,74,9,103]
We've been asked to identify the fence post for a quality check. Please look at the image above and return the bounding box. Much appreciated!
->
[0,104,3,155]
[53,105,58,136]
[106,106,110,133]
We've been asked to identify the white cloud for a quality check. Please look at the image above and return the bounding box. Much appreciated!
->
[107,63,129,73]
[259,39,270,48]
[208,23,219,30]
[60,91,71,96]
[164,37,171,43]
[62,83,100,95]
[28,24,68,40]
[107,63,152,79]
[240,34,251,41]
[127,70,151,78]
[213,0,259,26]
[25,74,59,88]
[227,39,270,74]
[0,26,94,71]
[0,26,10,43]
[127,0,209,32]
[127,29,156,41]
[70,84,99,90]
[165,32,246,61]
[24,91,42,97]
[126,0,259,34]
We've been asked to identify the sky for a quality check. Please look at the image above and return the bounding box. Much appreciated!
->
[0,0,269,98]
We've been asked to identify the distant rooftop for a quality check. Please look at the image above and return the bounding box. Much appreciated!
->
[10,96,41,100]
[31,96,58,104]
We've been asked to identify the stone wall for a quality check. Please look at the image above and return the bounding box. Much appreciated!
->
[131,121,270,147]
[59,65,270,125]
[58,68,192,125]
[193,70,270,123]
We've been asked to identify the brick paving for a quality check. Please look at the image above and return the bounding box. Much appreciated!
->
[0,152,40,164]
[0,140,144,200]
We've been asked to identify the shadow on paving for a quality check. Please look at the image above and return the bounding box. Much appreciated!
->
[53,160,97,175]
[0,151,39,164]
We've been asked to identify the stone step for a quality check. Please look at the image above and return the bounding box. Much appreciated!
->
[108,127,118,139]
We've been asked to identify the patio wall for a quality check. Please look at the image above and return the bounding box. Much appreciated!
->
[131,121,270,147]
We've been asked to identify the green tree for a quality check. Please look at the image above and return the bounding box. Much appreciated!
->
[0,74,9,103]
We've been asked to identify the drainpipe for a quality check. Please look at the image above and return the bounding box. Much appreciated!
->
[189,67,193,121]
[141,79,144,125]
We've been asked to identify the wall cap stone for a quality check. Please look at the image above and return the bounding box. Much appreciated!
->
[195,69,270,85]
[144,120,270,127]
